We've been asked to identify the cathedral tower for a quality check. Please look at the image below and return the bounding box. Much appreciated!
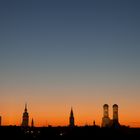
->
[22,103,29,127]
[103,104,109,118]
[112,104,120,128]
[69,107,75,127]
[102,104,111,127]
[113,104,119,122]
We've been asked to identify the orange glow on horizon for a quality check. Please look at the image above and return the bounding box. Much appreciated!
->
[0,86,140,127]
[1,108,140,127]
[2,117,140,128]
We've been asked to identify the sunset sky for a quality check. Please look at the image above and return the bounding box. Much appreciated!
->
[0,0,140,127]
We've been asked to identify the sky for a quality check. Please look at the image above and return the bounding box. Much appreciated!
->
[0,0,140,127]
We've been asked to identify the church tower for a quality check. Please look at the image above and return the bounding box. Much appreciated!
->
[112,104,120,128]
[69,107,75,127]
[113,104,119,122]
[31,118,34,127]
[102,104,111,127]
[22,103,29,127]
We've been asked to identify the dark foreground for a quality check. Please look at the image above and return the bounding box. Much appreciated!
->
[0,126,140,140]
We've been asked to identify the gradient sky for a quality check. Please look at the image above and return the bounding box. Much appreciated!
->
[0,0,140,127]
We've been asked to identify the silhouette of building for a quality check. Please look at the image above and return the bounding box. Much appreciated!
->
[21,103,29,127]
[113,104,118,121]
[93,120,95,126]
[69,107,75,127]
[112,104,120,128]
[102,104,111,127]
[31,118,34,127]
[0,116,1,126]
[101,104,121,128]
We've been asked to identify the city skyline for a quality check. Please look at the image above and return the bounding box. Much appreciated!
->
[0,0,140,127]
[0,103,137,127]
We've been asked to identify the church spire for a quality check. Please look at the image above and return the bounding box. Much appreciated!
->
[22,103,29,127]
[69,107,75,127]
[25,103,27,112]
[70,107,74,117]
[31,118,34,127]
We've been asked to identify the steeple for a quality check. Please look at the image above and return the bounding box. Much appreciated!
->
[25,103,27,112]
[69,107,75,127]
[31,118,34,127]
[22,103,29,127]
[70,107,74,117]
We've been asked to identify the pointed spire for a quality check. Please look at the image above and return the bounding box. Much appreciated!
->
[31,118,34,127]
[25,103,27,112]
[70,107,73,117]
[69,107,75,127]
[22,103,29,127]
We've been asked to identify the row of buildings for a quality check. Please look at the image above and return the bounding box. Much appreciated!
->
[21,103,120,128]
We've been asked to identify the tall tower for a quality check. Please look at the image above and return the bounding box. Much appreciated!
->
[103,104,109,118]
[22,103,29,127]
[69,107,75,127]
[112,104,120,128]
[102,104,111,127]
[113,104,118,122]
[31,118,34,127]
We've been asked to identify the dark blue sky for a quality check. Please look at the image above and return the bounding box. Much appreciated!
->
[1,0,140,85]
[0,0,140,126]
[0,0,140,85]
